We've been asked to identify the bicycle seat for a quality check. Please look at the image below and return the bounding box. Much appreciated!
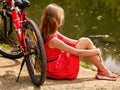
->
[15,0,30,9]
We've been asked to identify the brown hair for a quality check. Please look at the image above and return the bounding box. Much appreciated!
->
[40,4,64,43]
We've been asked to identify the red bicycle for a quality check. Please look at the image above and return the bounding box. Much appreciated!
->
[0,0,46,86]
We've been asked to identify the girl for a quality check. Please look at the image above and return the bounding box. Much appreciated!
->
[40,4,118,80]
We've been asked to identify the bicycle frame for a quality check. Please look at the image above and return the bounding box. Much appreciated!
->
[6,0,29,55]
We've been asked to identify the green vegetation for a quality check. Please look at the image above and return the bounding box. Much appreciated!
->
[0,44,11,51]
[80,61,96,71]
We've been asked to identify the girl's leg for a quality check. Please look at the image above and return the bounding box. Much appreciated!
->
[75,37,107,71]
[75,37,118,80]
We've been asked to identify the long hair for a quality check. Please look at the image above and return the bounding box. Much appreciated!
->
[40,4,64,43]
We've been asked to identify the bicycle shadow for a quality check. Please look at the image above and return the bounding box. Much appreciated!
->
[0,56,21,68]
[0,60,20,68]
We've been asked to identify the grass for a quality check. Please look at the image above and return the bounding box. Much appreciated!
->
[0,43,11,51]
[80,61,97,71]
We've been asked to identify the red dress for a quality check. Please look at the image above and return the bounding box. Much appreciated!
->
[45,33,80,80]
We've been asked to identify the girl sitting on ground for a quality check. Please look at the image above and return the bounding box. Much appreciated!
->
[40,3,118,80]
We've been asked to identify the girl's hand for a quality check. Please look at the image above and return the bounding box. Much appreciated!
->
[96,48,102,55]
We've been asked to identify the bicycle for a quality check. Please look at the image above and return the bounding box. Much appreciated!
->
[0,0,46,86]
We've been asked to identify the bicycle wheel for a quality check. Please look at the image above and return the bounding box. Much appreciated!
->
[24,20,46,86]
[0,11,24,59]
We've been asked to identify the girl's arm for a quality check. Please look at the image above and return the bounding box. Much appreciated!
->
[49,37,101,57]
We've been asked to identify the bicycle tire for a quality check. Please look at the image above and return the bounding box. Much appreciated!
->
[24,20,46,86]
[0,11,24,59]
[0,50,23,59]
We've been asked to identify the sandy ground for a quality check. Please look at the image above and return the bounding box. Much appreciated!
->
[0,56,120,90]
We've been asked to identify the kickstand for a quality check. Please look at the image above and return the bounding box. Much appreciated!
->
[16,57,26,82]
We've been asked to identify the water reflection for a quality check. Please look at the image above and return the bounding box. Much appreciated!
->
[104,55,120,74]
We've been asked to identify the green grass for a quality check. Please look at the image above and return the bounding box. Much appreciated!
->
[0,44,11,51]
[80,61,96,71]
